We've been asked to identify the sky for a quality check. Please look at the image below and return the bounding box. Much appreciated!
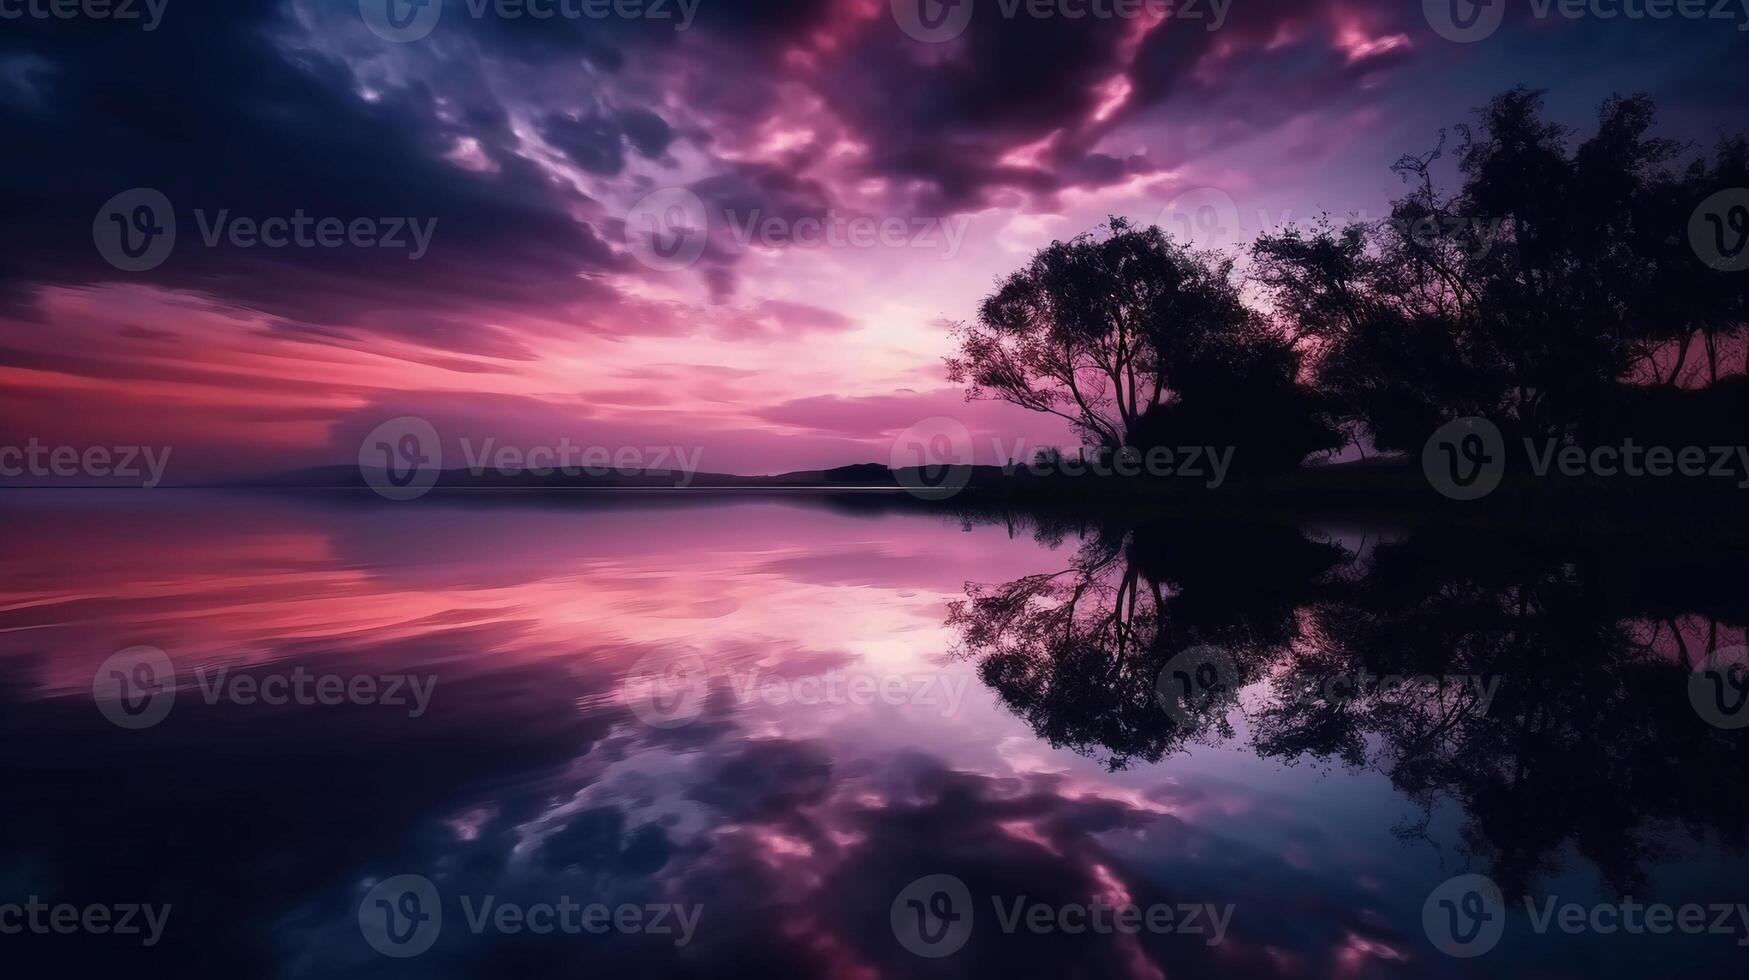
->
[1,0,1745,479]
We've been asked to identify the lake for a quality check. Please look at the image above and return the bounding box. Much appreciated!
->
[1,491,1745,977]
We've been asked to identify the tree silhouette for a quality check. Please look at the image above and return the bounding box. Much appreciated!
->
[1255,88,1749,454]
[1124,319,1344,476]
[951,90,1745,475]
[948,216,1340,473]
[947,217,1252,450]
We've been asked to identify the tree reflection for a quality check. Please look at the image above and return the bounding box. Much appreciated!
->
[950,513,1749,893]
[947,511,1344,769]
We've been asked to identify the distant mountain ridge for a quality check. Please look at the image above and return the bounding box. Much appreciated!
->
[251,461,923,490]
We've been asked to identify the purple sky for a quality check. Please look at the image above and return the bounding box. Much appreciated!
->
[1,0,1744,477]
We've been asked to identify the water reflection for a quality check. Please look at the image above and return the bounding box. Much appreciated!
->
[950,511,1749,899]
[0,492,1744,977]
[949,517,1344,769]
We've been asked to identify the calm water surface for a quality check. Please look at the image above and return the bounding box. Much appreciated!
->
[1,492,1744,977]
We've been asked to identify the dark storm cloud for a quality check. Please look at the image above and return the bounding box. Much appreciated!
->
[0,0,1430,338]
[539,108,675,175]
[658,0,1428,215]
[0,0,622,351]
[534,805,676,875]
[9,0,1733,361]
[820,8,1151,211]
[686,738,835,819]
[680,159,838,301]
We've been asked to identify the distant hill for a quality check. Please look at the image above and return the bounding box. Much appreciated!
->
[250,462,920,490]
